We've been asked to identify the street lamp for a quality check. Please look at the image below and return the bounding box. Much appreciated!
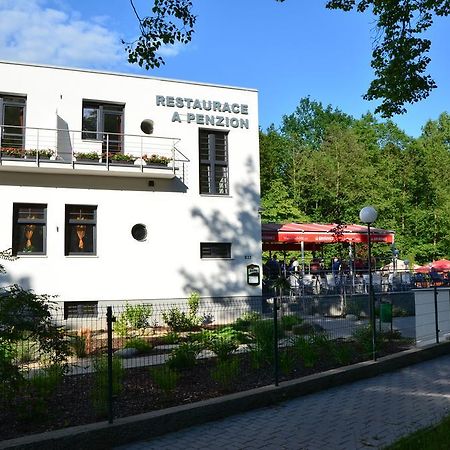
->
[359,206,378,361]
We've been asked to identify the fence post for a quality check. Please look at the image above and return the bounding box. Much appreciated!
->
[106,306,114,424]
[273,296,279,386]
[433,286,440,344]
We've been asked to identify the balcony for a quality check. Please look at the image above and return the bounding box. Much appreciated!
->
[0,126,189,181]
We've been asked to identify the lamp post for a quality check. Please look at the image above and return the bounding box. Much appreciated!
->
[359,206,378,361]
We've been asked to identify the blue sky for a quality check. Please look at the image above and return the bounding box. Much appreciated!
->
[1,0,449,136]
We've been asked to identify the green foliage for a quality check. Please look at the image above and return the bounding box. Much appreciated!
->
[280,315,302,331]
[292,336,318,368]
[233,311,262,331]
[150,366,179,395]
[248,319,283,367]
[279,350,296,375]
[69,334,88,358]
[91,356,123,415]
[162,331,180,344]
[115,303,154,337]
[330,341,354,366]
[166,342,202,370]
[211,358,240,389]
[196,327,244,361]
[162,294,202,332]
[0,285,70,393]
[352,325,380,355]
[124,337,153,354]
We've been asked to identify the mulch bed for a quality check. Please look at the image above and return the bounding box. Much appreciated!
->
[0,340,412,442]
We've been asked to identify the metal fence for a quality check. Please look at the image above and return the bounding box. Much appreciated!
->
[1,288,449,441]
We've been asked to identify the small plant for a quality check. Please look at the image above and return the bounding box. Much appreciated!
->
[143,154,171,165]
[211,358,240,389]
[167,342,202,370]
[163,294,201,332]
[292,336,318,368]
[124,337,152,354]
[25,149,54,158]
[352,325,382,355]
[330,340,354,365]
[202,327,244,361]
[108,152,136,162]
[91,356,123,415]
[162,331,180,344]
[248,319,284,366]
[150,366,179,395]
[233,311,262,331]
[280,314,302,331]
[74,151,100,161]
[0,147,24,158]
[279,350,297,375]
[115,303,153,337]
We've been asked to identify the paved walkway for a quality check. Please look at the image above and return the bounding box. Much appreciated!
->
[115,355,450,450]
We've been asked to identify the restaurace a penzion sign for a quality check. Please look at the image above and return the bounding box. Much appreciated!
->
[156,95,250,129]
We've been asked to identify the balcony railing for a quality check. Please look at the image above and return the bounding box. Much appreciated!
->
[0,125,190,182]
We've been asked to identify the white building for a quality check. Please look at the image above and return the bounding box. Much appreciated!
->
[0,61,262,316]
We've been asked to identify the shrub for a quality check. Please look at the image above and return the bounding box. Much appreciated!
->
[292,336,318,368]
[162,294,202,332]
[162,331,180,344]
[202,327,244,361]
[330,340,354,365]
[167,342,202,370]
[292,322,324,336]
[124,337,152,354]
[248,319,283,366]
[233,311,262,331]
[115,303,153,337]
[279,350,296,375]
[0,285,70,394]
[280,315,302,331]
[352,325,382,355]
[211,358,240,389]
[91,356,123,415]
[150,366,179,395]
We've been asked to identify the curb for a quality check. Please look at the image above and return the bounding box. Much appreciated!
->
[2,342,450,450]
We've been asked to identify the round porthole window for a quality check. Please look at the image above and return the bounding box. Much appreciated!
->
[131,224,147,241]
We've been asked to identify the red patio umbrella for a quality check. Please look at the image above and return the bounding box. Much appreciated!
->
[415,265,430,273]
[431,259,450,271]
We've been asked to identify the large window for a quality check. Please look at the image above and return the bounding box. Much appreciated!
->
[200,242,232,259]
[0,95,26,148]
[82,101,124,153]
[65,205,97,255]
[199,130,229,195]
[12,204,46,255]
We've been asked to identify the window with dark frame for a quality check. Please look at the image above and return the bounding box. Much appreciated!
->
[65,205,97,255]
[0,95,26,149]
[12,203,47,255]
[200,242,232,259]
[199,130,229,195]
[82,101,124,153]
[64,301,98,319]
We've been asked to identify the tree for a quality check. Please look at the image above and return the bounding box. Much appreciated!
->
[127,1,450,116]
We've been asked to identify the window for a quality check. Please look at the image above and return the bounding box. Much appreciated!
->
[82,101,124,153]
[64,301,98,319]
[199,130,229,195]
[0,95,26,148]
[200,242,231,259]
[12,204,46,255]
[65,205,97,255]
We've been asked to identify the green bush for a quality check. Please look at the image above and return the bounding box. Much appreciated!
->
[211,358,240,389]
[114,303,154,337]
[248,319,284,367]
[167,342,202,370]
[280,315,302,331]
[233,311,262,331]
[150,366,179,395]
[162,331,180,344]
[292,336,318,368]
[352,325,381,355]
[124,337,153,354]
[330,341,354,365]
[292,322,324,336]
[203,327,243,361]
[91,356,123,415]
[279,350,296,375]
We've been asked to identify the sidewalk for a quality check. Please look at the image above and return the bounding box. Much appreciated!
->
[115,354,450,450]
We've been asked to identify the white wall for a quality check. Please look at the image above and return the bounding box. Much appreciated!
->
[0,61,262,302]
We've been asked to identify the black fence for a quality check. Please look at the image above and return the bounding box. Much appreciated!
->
[1,287,449,441]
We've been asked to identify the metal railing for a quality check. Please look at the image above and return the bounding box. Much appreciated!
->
[0,124,190,183]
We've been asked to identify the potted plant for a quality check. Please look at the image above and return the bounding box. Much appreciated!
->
[74,151,101,162]
[0,147,25,159]
[25,149,55,159]
[107,153,136,164]
[142,154,171,166]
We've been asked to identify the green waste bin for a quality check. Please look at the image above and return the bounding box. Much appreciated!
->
[380,302,392,323]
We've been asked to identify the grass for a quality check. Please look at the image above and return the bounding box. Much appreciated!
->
[385,414,450,450]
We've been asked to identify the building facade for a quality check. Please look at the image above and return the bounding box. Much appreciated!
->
[0,61,262,314]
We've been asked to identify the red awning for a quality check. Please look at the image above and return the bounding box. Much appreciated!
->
[262,222,395,251]
[431,259,450,272]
